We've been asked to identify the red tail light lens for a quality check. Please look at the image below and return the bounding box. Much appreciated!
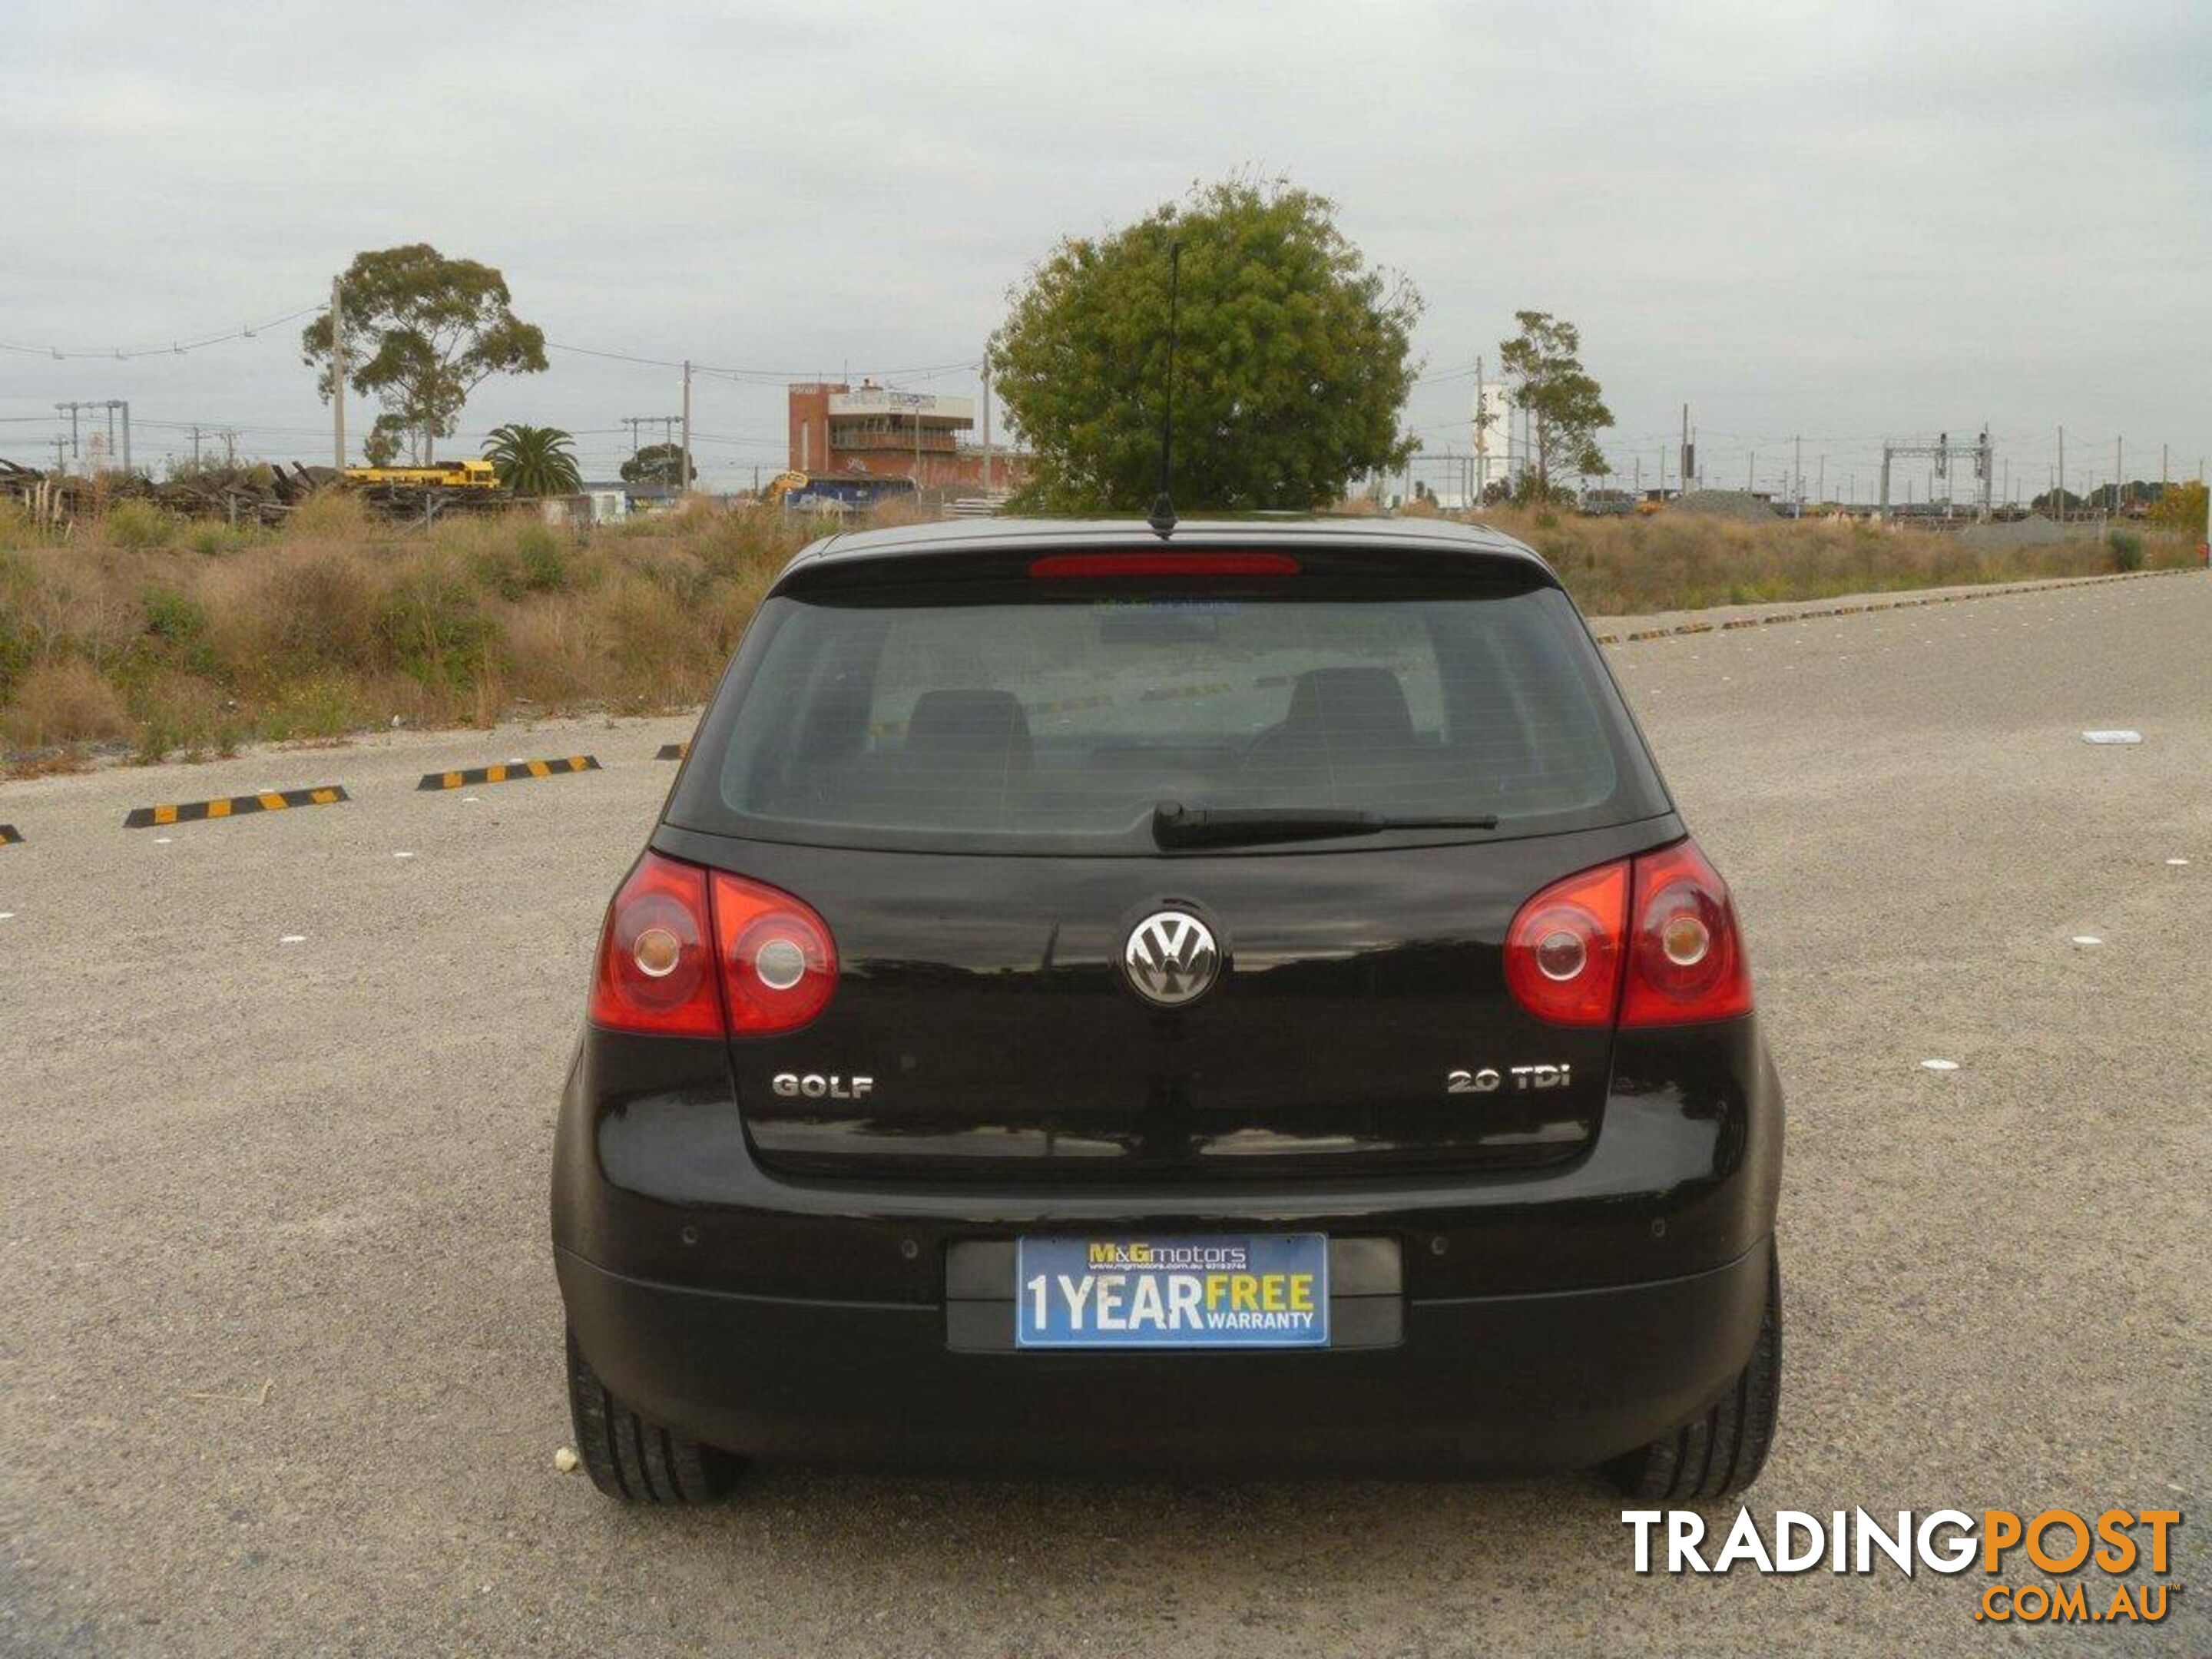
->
[1621,841,1753,1025]
[589,853,838,1037]
[1504,840,1753,1028]
[1504,859,1630,1025]
[710,871,838,1035]
[590,852,723,1037]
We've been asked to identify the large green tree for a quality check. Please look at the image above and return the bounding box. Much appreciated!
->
[621,442,688,487]
[483,424,581,495]
[1498,310,1611,495]
[303,245,548,465]
[991,178,1422,512]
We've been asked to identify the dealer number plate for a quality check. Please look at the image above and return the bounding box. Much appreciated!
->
[1015,1233,1330,1349]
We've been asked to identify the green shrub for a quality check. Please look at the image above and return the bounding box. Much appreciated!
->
[186,522,260,557]
[143,585,209,647]
[0,502,43,551]
[2108,530,2144,572]
[377,560,494,692]
[260,675,366,741]
[515,522,573,593]
[104,499,176,549]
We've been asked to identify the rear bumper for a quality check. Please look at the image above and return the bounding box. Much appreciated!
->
[553,1015,1783,1470]
[558,1239,1770,1471]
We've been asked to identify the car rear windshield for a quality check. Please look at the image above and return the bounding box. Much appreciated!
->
[668,562,1668,853]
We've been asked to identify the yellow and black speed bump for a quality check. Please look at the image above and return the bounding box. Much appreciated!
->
[0,823,22,846]
[655,743,689,761]
[417,755,601,791]
[123,786,348,830]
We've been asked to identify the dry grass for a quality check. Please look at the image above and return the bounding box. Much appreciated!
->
[1475,508,2196,616]
[0,497,2195,765]
[1,659,134,751]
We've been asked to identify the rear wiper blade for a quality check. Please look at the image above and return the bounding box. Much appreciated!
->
[1151,800,1500,849]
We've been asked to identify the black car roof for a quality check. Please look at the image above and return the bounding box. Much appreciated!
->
[778,514,1554,583]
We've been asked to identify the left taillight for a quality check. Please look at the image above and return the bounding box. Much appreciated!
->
[589,852,838,1038]
[591,851,724,1037]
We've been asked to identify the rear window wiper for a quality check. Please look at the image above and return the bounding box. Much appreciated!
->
[1151,800,1500,849]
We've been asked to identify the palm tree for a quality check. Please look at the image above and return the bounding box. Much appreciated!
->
[483,424,582,496]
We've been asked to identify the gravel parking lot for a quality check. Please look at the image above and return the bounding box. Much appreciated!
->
[2,572,2206,1657]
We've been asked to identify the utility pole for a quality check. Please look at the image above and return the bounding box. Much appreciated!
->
[188,426,204,467]
[1679,405,1690,502]
[1793,434,1803,518]
[49,435,68,473]
[1747,450,1755,492]
[1879,445,1892,520]
[2115,435,2123,516]
[1472,356,1488,502]
[220,429,237,465]
[680,360,693,493]
[1816,454,1825,508]
[982,349,995,495]
[332,273,346,469]
[2057,425,2065,521]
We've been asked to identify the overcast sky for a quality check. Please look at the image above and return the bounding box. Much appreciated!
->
[4,0,2205,501]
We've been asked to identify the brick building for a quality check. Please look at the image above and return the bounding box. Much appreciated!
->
[786,381,1025,494]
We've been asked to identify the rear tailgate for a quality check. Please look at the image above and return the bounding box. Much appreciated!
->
[661,534,1675,1184]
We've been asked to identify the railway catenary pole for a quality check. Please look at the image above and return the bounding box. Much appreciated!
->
[680,361,693,494]
[982,348,994,496]
[332,274,346,469]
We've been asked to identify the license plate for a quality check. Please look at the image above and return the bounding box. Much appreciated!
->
[1015,1233,1330,1349]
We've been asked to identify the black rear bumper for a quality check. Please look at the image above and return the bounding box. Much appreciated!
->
[557,1239,1770,1471]
[552,1016,1783,1472]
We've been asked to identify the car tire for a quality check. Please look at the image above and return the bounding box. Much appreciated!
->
[566,1327,742,1504]
[1604,1243,1781,1500]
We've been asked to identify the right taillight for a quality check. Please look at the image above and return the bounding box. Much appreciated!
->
[588,851,839,1038]
[710,869,838,1035]
[1620,840,1753,1025]
[1504,840,1753,1028]
[1504,859,1631,1025]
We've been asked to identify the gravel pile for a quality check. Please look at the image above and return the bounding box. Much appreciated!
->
[1670,489,1781,522]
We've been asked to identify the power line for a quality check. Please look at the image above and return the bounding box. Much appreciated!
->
[0,305,320,362]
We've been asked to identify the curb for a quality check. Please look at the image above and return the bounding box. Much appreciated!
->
[1587,566,2193,648]
[416,755,601,792]
[123,785,349,830]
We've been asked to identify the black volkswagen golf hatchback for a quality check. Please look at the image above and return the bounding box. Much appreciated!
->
[553,515,1783,1502]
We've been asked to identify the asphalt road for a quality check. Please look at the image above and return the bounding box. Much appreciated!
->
[2,573,2207,1657]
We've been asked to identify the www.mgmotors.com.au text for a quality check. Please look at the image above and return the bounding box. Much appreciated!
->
[1624,1508,2180,1624]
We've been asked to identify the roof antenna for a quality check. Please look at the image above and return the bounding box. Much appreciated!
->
[1147,239,1182,539]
